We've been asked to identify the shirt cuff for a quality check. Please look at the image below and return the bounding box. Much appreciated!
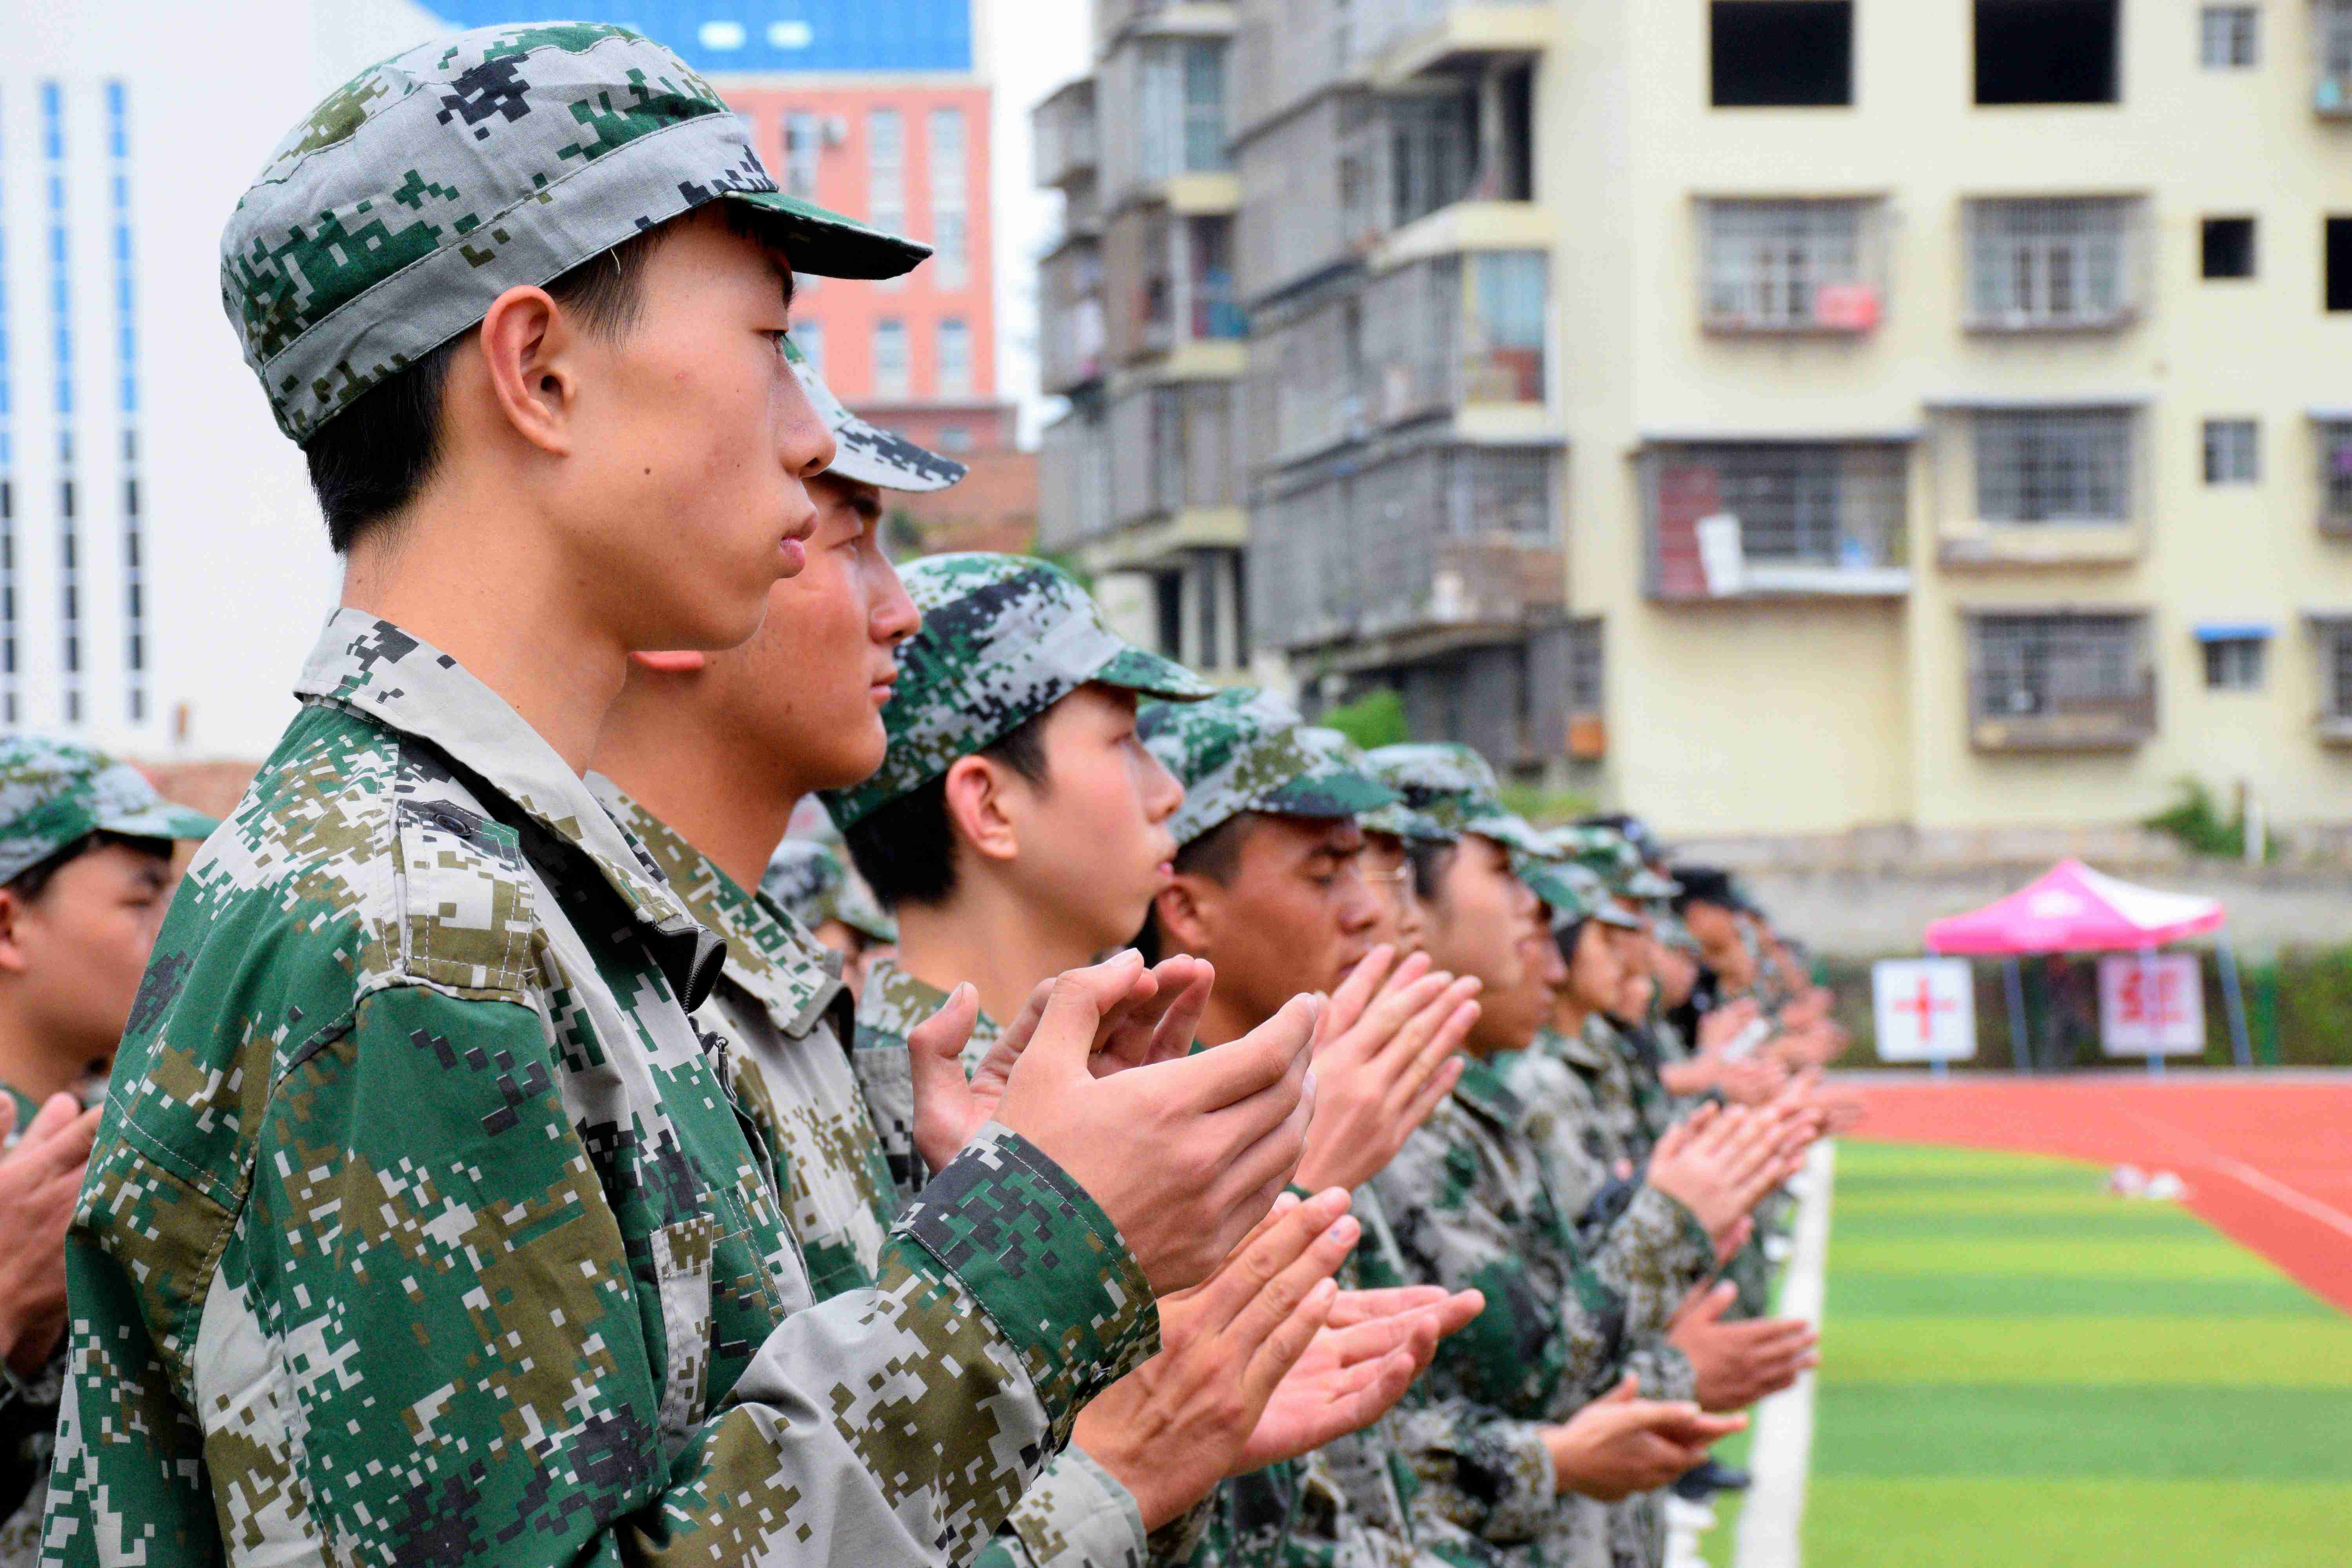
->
[894,1122,1161,1445]
[1001,1447,1152,1568]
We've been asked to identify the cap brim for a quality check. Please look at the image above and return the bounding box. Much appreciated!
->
[96,803,218,843]
[1093,645,1217,702]
[728,190,932,281]
[1466,808,1554,858]
[831,412,969,492]
[1594,904,1646,931]
[1259,768,1399,821]
[1362,803,1453,843]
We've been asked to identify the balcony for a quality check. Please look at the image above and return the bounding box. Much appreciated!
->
[1108,381,1241,532]
[1097,0,1238,59]
[1962,197,2143,334]
[1700,198,1887,335]
[1032,79,1097,191]
[1249,442,1562,655]
[1933,403,2145,566]
[1340,74,1534,254]
[1349,0,1552,87]
[1965,611,2156,752]
[1038,406,1113,554]
[2318,1,2352,115]
[1100,34,1234,213]
[2315,416,2352,536]
[1106,208,1248,367]
[1641,442,1911,600]
[1038,241,1106,395]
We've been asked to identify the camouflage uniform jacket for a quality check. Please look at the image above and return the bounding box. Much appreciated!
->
[2,1084,60,1568]
[1367,1059,1712,1557]
[39,614,1159,1568]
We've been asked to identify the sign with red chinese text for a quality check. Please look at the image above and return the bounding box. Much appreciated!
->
[1871,958,1977,1062]
[2097,953,2206,1056]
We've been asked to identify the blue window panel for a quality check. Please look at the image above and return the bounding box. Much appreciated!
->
[423,1,973,75]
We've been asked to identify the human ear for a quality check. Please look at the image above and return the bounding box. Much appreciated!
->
[477,285,576,457]
[0,889,29,975]
[943,755,1021,866]
[1153,879,1216,958]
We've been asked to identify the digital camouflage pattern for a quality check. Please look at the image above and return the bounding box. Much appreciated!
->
[1545,829,1677,905]
[762,839,898,945]
[2,1089,57,1568]
[1510,853,1638,936]
[852,957,1004,1207]
[1359,746,1551,858]
[784,333,967,493]
[1366,1058,1713,1561]
[224,22,927,445]
[39,612,1160,1567]
[825,554,1214,831]
[1138,691,1398,849]
[0,737,216,887]
[1315,730,1452,848]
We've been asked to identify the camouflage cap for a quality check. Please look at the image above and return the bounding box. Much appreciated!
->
[1306,728,1450,844]
[1361,743,1552,857]
[1514,850,1643,933]
[785,335,966,494]
[0,737,218,887]
[823,553,1216,829]
[1551,824,1679,901]
[226,22,928,445]
[762,838,898,944]
[1139,694,1398,849]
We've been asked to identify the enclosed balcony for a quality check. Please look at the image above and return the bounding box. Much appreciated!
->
[1038,240,1106,395]
[1966,610,2156,752]
[1038,406,1114,554]
[1108,381,1241,530]
[1340,70,1533,251]
[1641,441,1911,600]
[1699,198,1887,335]
[1105,208,1247,366]
[1348,0,1553,87]
[1100,34,1236,213]
[1032,79,1097,191]
[1249,442,1562,655]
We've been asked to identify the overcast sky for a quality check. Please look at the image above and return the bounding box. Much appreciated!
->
[988,0,1091,446]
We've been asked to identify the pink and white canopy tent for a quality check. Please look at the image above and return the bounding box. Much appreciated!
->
[1926,858,2226,956]
[1921,860,2250,1069]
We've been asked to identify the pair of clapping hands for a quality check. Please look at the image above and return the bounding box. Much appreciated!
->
[900,945,1483,1525]
[0,1093,102,1379]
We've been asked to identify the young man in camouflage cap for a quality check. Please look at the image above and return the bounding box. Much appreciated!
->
[1359,744,1802,1567]
[0,740,212,1566]
[48,25,1316,1566]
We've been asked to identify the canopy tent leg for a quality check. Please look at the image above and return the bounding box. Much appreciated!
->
[2004,958,2030,1073]
[2217,936,2254,1069]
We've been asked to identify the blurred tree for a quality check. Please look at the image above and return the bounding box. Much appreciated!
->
[1323,687,1409,750]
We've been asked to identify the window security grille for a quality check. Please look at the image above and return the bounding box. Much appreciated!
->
[1974,409,2132,523]
[1564,619,1604,717]
[2321,421,2352,528]
[1702,201,1875,331]
[1643,443,1907,597]
[2200,6,2257,69]
[2329,626,2352,719]
[1970,613,2145,721]
[2203,419,2258,485]
[1387,88,1480,231]
[2203,638,2265,691]
[1965,198,2135,329]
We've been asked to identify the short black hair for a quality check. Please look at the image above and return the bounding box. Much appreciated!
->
[4,831,171,903]
[1406,838,1457,906]
[1669,865,1742,916]
[844,713,1051,911]
[1552,916,1591,970]
[1136,811,1261,961]
[304,204,783,554]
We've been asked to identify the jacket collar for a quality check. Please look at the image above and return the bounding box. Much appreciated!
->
[1450,1052,1526,1129]
[296,611,724,1009]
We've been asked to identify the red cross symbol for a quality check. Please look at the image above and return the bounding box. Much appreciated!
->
[1893,975,1957,1045]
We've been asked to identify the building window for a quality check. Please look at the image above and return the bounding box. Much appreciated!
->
[2321,1,2352,113]
[107,81,143,723]
[2316,419,2352,530]
[1466,252,1547,404]
[1642,441,1909,598]
[1388,88,1481,230]
[1136,38,1230,184]
[41,81,79,726]
[2328,217,2352,310]
[793,319,824,381]
[867,109,905,235]
[938,425,973,453]
[1702,199,1880,331]
[784,111,822,200]
[2203,419,2259,485]
[927,108,969,290]
[1967,612,2153,748]
[1711,3,1854,107]
[2201,216,2256,279]
[0,88,15,724]
[873,318,909,399]
[1975,409,2132,523]
[2201,634,2267,690]
[2200,6,2259,68]
[2321,621,2352,722]
[1976,1,2120,105]
[937,318,972,398]
[1965,197,2137,330]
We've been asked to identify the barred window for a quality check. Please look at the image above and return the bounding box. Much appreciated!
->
[2329,625,2352,719]
[1965,198,2136,329]
[2203,637,2266,691]
[1136,38,1230,183]
[1974,409,2132,523]
[1565,619,1604,717]
[1702,200,1874,331]
[1970,613,2145,720]
[1388,87,1480,231]
[2203,419,2258,485]
[1643,442,1907,596]
[1449,446,1554,539]
[2325,1,2352,90]
[2320,420,2352,526]
[2200,6,2258,69]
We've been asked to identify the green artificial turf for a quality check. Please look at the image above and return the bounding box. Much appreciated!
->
[1793,1142,2352,1565]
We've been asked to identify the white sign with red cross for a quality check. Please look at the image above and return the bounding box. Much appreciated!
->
[1871,958,1977,1063]
[2097,953,2207,1056]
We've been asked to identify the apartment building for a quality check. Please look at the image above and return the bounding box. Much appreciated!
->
[1034,0,2352,838]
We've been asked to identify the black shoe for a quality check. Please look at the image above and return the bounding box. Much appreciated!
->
[1671,1459,1752,1500]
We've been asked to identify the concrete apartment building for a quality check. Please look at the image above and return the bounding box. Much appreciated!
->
[1033,0,2352,842]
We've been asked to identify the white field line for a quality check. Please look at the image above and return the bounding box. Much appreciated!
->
[1732,1140,1836,1568]
[2113,1105,2352,1243]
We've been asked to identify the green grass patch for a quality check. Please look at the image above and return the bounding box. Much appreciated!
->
[1804,1477,2352,1567]
[1811,1384,2352,1480]
[1829,1271,2339,1320]
[1833,1184,2195,1218]
[1827,1234,2284,1280]
[1835,1143,2103,1178]
[1831,1208,2214,1241]
[1820,1316,2352,1387]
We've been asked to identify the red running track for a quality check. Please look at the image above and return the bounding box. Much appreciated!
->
[1841,1075,2352,1314]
